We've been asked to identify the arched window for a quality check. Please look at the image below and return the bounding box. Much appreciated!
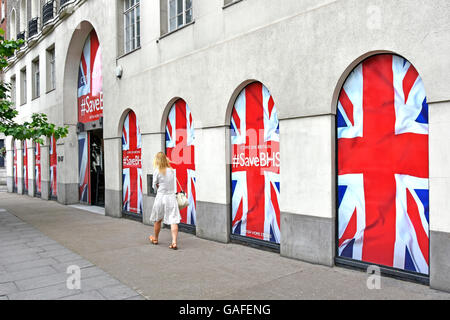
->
[19,0,26,32]
[31,0,39,18]
[165,99,197,226]
[230,82,281,245]
[122,110,143,216]
[337,54,429,275]
[10,9,16,39]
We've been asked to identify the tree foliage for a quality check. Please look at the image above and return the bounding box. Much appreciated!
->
[0,28,68,145]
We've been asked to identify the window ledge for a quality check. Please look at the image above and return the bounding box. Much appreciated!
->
[46,88,56,94]
[223,0,244,9]
[158,20,195,42]
[117,46,141,61]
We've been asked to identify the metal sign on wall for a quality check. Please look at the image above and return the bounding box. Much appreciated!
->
[230,82,281,245]
[337,54,429,275]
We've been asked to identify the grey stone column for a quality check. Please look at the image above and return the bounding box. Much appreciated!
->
[16,142,24,195]
[57,125,79,205]
[104,137,123,218]
[429,100,450,292]
[278,116,336,267]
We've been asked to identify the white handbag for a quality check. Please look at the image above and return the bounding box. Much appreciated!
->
[176,178,189,210]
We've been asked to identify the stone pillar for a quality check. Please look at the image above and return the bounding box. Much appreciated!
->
[104,137,123,218]
[429,100,450,293]
[16,141,24,195]
[57,125,79,205]
[279,115,335,267]
[195,126,230,243]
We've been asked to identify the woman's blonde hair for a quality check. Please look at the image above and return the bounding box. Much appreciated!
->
[153,152,172,174]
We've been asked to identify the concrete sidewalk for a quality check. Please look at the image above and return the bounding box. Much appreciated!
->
[0,192,449,300]
[0,207,143,300]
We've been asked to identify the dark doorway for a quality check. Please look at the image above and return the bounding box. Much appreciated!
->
[90,129,104,207]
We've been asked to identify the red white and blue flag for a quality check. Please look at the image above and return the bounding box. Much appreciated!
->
[13,142,17,191]
[35,143,41,194]
[50,135,57,198]
[166,99,196,225]
[78,30,103,124]
[122,111,143,215]
[23,140,28,193]
[231,82,281,244]
[78,132,90,203]
[337,54,429,274]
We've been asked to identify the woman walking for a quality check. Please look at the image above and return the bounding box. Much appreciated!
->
[148,152,181,250]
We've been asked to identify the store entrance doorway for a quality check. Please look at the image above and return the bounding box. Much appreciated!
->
[78,129,104,207]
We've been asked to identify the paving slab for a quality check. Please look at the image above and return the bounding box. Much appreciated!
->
[0,203,142,300]
[0,282,18,296]
[1,192,449,300]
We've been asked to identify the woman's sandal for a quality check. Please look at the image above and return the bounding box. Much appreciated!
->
[149,236,158,245]
[169,243,178,250]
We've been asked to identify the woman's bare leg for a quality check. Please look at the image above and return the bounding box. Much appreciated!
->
[153,220,162,241]
[171,224,179,246]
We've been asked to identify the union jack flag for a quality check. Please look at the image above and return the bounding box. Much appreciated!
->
[231,82,281,244]
[50,135,57,198]
[78,30,102,124]
[78,132,90,203]
[122,111,143,215]
[166,99,196,225]
[23,140,28,193]
[35,143,41,194]
[338,54,429,274]
[13,142,17,192]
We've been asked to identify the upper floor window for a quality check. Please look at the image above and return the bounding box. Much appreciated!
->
[168,0,192,33]
[46,46,56,92]
[10,9,17,40]
[124,0,140,54]
[20,0,27,33]
[20,67,27,105]
[10,76,16,108]
[1,1,6,22]
[32,58,40,99]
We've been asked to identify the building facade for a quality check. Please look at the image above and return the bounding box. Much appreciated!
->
[3,0,450,292]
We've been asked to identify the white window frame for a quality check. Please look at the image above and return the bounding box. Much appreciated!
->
[123,0,140,54]
[168,0,193,33]
[20,68,27,105]
[49,48,55,91]
[33,59,40,99]
[10,76,16,108]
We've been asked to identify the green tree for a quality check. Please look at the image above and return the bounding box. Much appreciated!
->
[0,29,68,147]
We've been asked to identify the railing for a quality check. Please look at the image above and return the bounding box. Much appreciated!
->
[28,18,39,38]
[16,31,25,46]
[60,0,73,8]
[43,0,55,25]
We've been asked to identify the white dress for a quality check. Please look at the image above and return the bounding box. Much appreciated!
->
[150,168,181,225]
